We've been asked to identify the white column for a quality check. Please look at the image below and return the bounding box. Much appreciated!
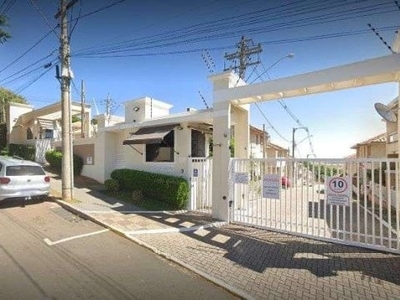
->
[209,71,247,220]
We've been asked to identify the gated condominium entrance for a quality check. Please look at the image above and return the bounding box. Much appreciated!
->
[230,158,400,254]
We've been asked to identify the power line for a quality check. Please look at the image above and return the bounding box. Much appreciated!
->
[0,0,16,14]
[30,0,59,38]
[71,0,397,58]
[254,102,290,143]
[68,0,82,38]
[0,50,57,84]
[255,61,317,157]
[70,0,126,22]
[14,63,55,94]
[0,28,56,73]
[1,59,56,86]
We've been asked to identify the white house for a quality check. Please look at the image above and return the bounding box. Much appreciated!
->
[8,96,246,185]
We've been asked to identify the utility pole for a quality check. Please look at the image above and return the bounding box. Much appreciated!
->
[81,80,85,138]
[224,36,262,79]
[55,0,78,201]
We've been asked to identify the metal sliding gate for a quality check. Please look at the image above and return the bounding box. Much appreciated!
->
[189,158,212,214]
[230,158,400,254]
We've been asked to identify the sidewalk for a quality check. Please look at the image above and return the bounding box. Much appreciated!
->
[49,174,400,300]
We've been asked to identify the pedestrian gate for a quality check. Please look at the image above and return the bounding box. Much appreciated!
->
[230,158,400,254]
[189,158,212,214]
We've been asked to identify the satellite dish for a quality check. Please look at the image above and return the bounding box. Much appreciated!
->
[374,102,397,123]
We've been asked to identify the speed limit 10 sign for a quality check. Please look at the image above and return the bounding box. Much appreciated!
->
[326,176,351,206]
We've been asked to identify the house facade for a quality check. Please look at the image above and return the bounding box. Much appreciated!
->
[8,95,250,186]
[249,125,289,159]
[350,133,386,158]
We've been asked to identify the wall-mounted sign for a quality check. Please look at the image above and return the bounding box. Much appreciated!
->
[234,172,249,184]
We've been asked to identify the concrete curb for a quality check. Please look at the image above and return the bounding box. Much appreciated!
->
[54,199,253,300]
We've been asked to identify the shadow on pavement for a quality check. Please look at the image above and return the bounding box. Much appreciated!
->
[0,197,50,209]
[191,224,400,284]
[127,210,400,285]
[49,172,400,286]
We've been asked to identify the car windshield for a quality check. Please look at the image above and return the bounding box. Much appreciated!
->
[6,165,45,176]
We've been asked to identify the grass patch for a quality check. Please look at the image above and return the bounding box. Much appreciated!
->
[103,190,177,211]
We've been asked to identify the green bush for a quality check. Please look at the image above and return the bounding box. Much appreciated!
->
[45,150,84,176]
[0,147,8,156]
[45,150,62,171]
[111,169,189,209]
[104,178,120,192]
[8,143,35,161]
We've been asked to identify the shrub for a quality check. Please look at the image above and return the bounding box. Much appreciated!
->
[104,178,120,192]
[111,169,189,209]
[8,143,35,161]
[45,149,84,176]
[45,150,62,172]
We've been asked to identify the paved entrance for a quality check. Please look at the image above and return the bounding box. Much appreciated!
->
[50,173,400,299]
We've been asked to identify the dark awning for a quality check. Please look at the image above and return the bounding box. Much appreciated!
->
[123,124,178,145]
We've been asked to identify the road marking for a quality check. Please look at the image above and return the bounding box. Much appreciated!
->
[126,221,227,235]
[44,229,109,246]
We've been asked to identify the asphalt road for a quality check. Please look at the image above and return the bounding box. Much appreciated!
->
[0,199,238,300]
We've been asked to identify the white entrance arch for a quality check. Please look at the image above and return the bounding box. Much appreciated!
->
[210,53,400,221]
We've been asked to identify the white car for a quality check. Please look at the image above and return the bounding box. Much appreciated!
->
[0,156,50,201]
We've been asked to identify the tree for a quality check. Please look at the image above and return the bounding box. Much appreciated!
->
[0,15,11,43]
[0,87,26,104]
[0,88,27,123]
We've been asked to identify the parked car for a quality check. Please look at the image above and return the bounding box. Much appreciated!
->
[281,176,291,188]
[0,156,50,202]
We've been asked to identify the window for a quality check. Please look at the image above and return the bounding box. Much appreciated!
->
[44,129,53,139]
[6,165,46,176]
[145,130,174,162]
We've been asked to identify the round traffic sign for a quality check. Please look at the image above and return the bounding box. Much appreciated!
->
[328,177,348,194]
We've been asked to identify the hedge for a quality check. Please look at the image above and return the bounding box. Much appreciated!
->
[8,144,36,161]
[45,149,84,176]
[111,169,189,209]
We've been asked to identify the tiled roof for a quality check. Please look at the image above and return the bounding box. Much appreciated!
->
[351,133,386,149]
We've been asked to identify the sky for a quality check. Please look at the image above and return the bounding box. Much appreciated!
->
[1,0,400,158]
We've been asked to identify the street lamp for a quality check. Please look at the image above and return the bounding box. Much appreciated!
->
[250,53,294,84]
